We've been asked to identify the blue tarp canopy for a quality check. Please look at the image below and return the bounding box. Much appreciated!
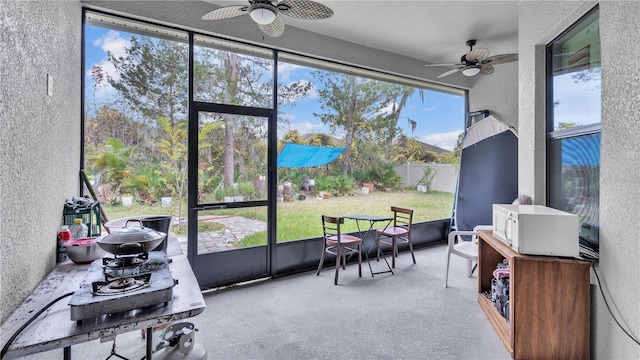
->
[277,143,346,168]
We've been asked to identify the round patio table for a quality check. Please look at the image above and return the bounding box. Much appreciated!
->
[343,214,394,277]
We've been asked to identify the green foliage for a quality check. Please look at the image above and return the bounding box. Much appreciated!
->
[120,165,167,202]
[156,116,187,196]
[395,137,439,163]
[86,138,136,191]
[357,163,399,189]
[557,122,582,130]
[236,181,256,199]
[214,186,234,201]
[199,172,222,195]
[332,174,356,194]
[313,176,333,193]
[418,166,438,192]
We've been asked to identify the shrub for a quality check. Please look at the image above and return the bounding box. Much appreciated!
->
[236,181,256,200]
[333,174,356,194]
[418,167,438,193]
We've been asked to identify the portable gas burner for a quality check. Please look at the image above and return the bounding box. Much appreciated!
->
[68,251,177,322]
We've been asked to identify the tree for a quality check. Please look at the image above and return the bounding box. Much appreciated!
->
[395,136,438,163]
[557,122,582,130]
[304,133,335,147]
[438,132,464,166]
[85,105,142,150]
[314,72,401,174]
[86,138,136,192]
[195,47,311,187]
[279,130,303,151]
[379,86,420,161]
[108,37,188,126]
[105,35,190,197]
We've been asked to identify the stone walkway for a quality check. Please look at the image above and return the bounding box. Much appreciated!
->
[176,215,267,254]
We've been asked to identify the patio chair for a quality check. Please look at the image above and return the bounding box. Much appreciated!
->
[376,206,415,268]
[444,225,493,287]
[316,215,362,285]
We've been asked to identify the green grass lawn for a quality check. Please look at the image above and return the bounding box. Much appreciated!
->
[273,190,453,241]
[101,190,454,246]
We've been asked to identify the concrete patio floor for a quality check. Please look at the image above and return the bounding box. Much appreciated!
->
[20,244,511,360]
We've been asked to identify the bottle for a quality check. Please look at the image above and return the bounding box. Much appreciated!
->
[69,218,89,240]
[58,225,72,263]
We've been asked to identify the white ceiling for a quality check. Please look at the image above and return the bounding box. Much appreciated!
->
[83,1,519,85]
[218,0,521,64]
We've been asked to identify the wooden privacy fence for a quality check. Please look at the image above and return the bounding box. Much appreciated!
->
[393,163,458,193]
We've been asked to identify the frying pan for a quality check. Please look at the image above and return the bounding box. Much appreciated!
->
[97,220,166,255]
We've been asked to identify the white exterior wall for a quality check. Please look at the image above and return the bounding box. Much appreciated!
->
[468,62,519,130]
[0,0,82,322]
[519,1,640,359]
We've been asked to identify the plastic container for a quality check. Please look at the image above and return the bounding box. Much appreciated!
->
[63,201,101,237]
[69,218,89,240]
[141,216,172,252]
[58,225,72,262]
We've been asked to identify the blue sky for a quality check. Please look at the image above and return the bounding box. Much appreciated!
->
[85,25,466,151]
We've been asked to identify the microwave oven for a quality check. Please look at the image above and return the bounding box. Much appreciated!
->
[492,204,579,257]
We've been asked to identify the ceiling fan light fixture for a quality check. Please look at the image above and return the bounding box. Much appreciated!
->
[249,3,277,25]
[462,65,481,77]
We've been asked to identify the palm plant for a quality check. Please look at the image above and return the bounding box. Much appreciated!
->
[86,138,136,191]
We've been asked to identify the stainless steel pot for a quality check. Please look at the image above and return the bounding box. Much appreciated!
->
[97,220,166,255]
[65,238,106,264]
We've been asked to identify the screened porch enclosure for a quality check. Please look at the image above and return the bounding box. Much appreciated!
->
[83,9,464,288]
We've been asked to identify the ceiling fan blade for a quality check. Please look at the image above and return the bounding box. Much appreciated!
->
[437,68,462,78]
[202,5,248,21]
[482,53,519,65]
[278,0,334,19]
[258,14,285,37]
[466,48,489,62]
[425,63,464,67]
[480,64,495,75]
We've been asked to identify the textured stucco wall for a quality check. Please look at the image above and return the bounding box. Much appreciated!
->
[598,2,640,359]
[468,62,519,130]
[519,1,640,359]
[0,0,81,323]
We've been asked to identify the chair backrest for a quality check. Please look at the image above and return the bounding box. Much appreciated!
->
[391,206,413,231]
[322,215,344,244]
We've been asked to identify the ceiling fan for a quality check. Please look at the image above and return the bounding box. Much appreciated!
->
[425,40,518,78]
[202,0,333,38]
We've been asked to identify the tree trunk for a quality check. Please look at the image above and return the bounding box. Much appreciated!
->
[343,76,357,175]
[385,91,410,161]
[223,53,239,187]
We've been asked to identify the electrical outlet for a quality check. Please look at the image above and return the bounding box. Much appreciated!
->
[47,74,53,97]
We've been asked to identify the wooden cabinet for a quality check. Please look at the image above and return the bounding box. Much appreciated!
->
[477,230,590,359]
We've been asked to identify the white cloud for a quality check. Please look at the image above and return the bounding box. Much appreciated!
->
[88,60,118,99]
[421,130,463,151]
[87,31,132,101]
[95,30,129,59]
[278,62,306,82]
[288,121,324,135]
[377,103,395,116]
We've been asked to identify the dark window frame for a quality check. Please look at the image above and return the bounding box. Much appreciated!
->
[545,5,601,234]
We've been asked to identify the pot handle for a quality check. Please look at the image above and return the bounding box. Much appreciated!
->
[118,242,143,249]
[124,219,144,229]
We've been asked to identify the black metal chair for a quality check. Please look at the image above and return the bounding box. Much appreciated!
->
[316,215,362,285]
[376,206,415,268]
